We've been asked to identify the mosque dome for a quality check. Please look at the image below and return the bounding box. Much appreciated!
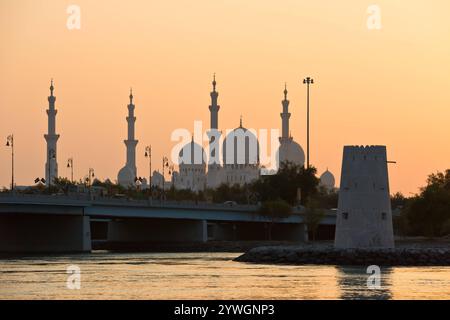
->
[222,121,259,166]
[178,139,206,165]
[118,166,135,186]
[320,169,335,190]
[276,140,305,168]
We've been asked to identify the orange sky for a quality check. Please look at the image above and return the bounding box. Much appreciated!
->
[1,0,449,194]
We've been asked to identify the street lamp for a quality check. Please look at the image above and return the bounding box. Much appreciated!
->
[67,158,74,183]
[48,149,56,187]
[34,177,46,186]
[86,168,95,187]
[5,135,14,191]
[145,145,152,189]
[162,156,169,190]
[302,77,314,168]
[168,164,175,188]
[134,176,144,191]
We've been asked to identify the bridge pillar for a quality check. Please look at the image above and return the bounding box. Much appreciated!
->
[0,214,91,253]
[107,218,208,243]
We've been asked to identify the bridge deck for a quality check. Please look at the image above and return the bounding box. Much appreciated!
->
[0,194,336,225]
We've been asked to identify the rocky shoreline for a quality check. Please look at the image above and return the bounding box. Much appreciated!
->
[234,245,450,266]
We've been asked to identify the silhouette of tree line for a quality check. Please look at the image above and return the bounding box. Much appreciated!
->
[394,169,450,238]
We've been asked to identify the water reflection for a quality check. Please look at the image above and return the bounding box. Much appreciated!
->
[1,252,449,299]
[336,266,393,300]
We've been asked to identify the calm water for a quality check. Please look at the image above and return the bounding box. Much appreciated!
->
[1,251,449,300]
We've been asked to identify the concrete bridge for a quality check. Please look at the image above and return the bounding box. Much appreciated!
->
[0,193,336,253]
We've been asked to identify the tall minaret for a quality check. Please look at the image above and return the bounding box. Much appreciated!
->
[125,88,138,170]
[44,79,60,186]
[279,83,292,143]
[118,89,138,186]
[206,74,222,187]
[209,74,220,129]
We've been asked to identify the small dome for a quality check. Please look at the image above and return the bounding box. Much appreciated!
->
[320,169,335,190]
[178,140,206,165]
[222,126,259,165]
[118,166,135,187]
[277,140,305,168]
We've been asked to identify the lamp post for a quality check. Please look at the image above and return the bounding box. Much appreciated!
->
[87,168,95,187]
[134,176,144,191]
[34,177,46,186]
[67,158,74,183]
[302,77,314,168]
[162,156,168,190]
[48,149,56,187]
[145,145,152,189]
[5,135,14,191]
[168,164,174,188]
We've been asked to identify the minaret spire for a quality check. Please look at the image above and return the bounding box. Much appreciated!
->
[118,89,139,186]
[50,78,54,96]
[44,79,60,186]
[209,73,220,129]
[280,83,292,142]
[207,74,222,176]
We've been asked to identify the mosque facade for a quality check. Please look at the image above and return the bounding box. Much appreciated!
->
[169,77,334,191]
[111,76,335,191]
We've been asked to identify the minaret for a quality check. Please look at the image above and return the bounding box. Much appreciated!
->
[209,73,220,129]
[206,74,222,188]
[125,88,138,173]
[44,79,60,186]
[279,83,292,143]
[118,89,138,186]
[207,74,221,164]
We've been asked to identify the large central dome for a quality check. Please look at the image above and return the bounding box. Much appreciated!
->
[222,124,259,166]
[178,139,206,165]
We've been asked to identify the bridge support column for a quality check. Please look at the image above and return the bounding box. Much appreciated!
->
[0,214,91,253]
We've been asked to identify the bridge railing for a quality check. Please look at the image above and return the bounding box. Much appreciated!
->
[0,192,336,217]
[0,192,261,212]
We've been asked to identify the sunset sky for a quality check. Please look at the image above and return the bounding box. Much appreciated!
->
[1,0,449,194]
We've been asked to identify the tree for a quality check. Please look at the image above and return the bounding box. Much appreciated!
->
[52,177,75,194]
[258,200,292,240]
[251,161,320,206]
[304,196,325,241]
[402,169,450,237]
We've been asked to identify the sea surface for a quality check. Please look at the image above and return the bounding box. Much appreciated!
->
[1,251,449,300]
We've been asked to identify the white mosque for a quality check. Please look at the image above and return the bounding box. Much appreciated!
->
[40,78,335,192]
[166,76,334,191]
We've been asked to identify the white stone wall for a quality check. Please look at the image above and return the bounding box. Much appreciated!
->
[334,145,394,248]
[175,164,206,191]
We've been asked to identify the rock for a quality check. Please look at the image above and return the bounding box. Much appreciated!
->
[233,246,450,266]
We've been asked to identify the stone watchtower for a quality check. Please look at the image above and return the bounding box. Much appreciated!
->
[334,146,394,248]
